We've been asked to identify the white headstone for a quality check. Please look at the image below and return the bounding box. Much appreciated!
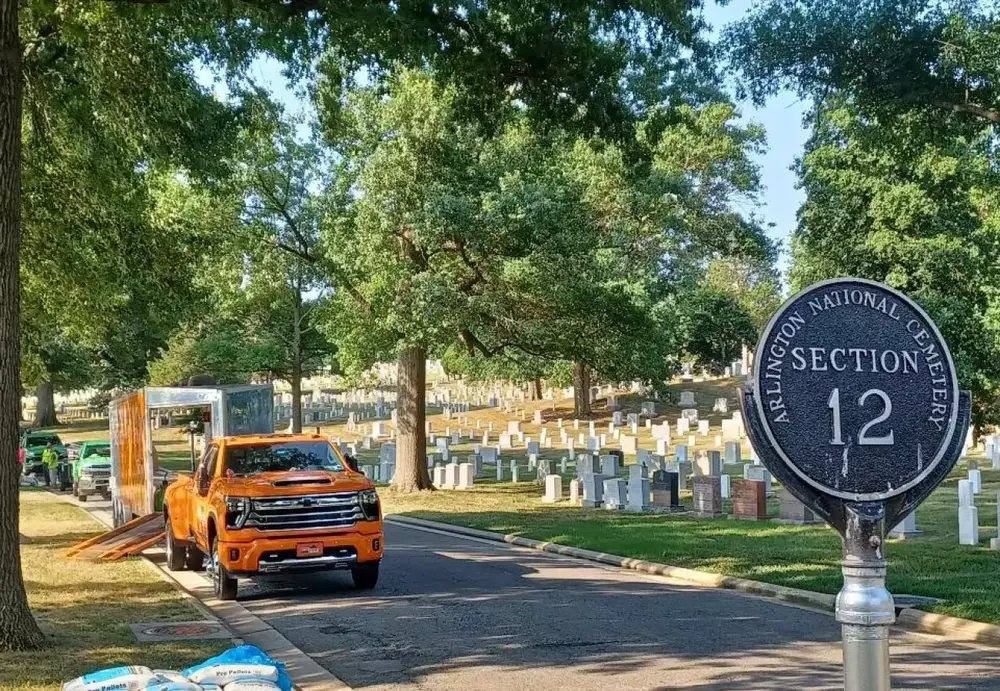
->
[600,455,619,477]
[626,465,650,513]
[542,475,562,503]
[603,478,627,510]
[679,391,696,407]
[433,465,447,488]
[443,462,459,489]
[457,463,475,489]
[720,474,731,499]
[620,435,638,455]
[969,468,982,494]
[677,418,690,435]
[581,474,604,508]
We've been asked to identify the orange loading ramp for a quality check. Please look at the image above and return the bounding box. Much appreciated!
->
[64,513,165,561]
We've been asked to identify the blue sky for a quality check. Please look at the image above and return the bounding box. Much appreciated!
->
[221,0,808,279]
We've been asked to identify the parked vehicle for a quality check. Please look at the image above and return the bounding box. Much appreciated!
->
[110,385,274,527]
[19,431,67,479]
[163,433,383,600]
[72,440,113,502]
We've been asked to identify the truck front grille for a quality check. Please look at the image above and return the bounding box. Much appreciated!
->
[245,492,361,531]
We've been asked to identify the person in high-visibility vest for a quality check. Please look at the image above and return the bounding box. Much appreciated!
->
[42,442,59,487]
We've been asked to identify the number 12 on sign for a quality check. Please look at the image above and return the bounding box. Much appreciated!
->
[827,388,895,446]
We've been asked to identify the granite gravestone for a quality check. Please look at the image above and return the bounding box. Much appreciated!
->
[650,470,680,508]
[731,479,766,520]
[692,476,722,517]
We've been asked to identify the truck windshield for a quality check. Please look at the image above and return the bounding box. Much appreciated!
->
[28,435,60,446]
[225,442,345,476]
[85,444,110,457]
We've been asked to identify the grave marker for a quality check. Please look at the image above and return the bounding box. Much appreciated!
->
[731,479,766,520]
[692,476,722,517]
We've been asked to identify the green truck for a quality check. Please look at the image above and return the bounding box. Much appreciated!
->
[19,431,67,482]
[72,440,112,501]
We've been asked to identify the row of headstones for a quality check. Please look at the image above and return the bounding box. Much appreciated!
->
[956,461,1000,549]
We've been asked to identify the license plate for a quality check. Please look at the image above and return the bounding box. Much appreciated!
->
[296,542,323,558]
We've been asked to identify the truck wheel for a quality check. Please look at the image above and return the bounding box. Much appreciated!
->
[165,524,186,571]
[211,540,238,601]
[351,563,379,590]
[79,493,88,503]
[185,545,204,571]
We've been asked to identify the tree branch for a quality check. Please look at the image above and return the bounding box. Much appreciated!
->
[933,100,1000,123]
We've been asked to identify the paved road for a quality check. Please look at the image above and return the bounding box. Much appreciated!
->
[237,522,1000,690]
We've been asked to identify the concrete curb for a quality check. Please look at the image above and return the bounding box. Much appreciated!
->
[386,514,1000,647]
[53,493,352,691]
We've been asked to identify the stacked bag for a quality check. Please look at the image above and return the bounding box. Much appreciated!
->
[64,646,293,691]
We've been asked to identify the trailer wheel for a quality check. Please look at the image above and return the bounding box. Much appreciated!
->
[210,540,238,600]
[165,522,186,571]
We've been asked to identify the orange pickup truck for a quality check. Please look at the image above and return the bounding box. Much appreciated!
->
[163,433,383,600]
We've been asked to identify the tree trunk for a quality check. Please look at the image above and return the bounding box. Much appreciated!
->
[531,378,542,401]
[33,380,57,428]
[392,344,433,492]
[573,361,591,417]
[0,0,44,650]
[290,282,303,434]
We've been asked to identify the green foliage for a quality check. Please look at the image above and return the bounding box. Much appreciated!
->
[726,1,1000,129]
[680,288,757,374]
[789,101,1000,426]
[703,257,781,330]
[321,70,772,391]
[18,2,251,392]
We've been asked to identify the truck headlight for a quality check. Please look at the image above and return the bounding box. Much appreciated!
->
[225,497,251,529]
[359,489,380,521]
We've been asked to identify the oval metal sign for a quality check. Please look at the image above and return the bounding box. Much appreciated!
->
[753,278,959,501]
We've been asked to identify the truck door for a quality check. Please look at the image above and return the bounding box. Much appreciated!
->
[191,445,218,549]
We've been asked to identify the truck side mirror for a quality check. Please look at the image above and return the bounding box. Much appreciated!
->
[196,469,210,496]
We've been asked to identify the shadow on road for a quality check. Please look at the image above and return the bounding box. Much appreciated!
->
[235,525,1000,690]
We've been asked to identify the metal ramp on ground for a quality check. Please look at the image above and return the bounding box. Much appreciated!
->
[64,513,164,561]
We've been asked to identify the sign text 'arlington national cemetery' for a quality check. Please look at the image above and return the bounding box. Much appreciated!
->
[754,278,959,502]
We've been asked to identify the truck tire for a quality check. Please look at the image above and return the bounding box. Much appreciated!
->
[351,563,379,590]
[211,540,238,601]
[79,493,88,503]
[165,523,186,572]
[185,545,204,571]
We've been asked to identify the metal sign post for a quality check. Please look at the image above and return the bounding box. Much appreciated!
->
[742,278,970,690]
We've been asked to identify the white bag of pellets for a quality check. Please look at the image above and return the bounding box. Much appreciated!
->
[63,666,157,691]
[223,680,281,691]
[187,666,278,687]
[141,681,201,691]
[149,672,190,686]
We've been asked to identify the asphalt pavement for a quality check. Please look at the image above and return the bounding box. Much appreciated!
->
[236,522,1000,691]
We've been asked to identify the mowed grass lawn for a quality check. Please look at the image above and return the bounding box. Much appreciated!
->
[7,492,227,691]
[381,466,1000,625]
